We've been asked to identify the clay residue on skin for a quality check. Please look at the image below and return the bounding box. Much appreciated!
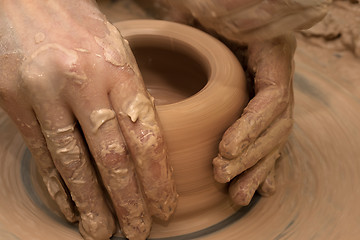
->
[118,92,178,220]
[44,170,77,222]
[25,43,78,71]
[119,93,155,124]
[74,48,90,53]
[20,43,88,88]
[100,140,127,158]
[43,124,90,185]
[55,135,80,157]
[44,123,76,135]
[15,117,38,130]
[89,108,116,133]
[94,21,138,72]
[26,135,77,223]
[34,32,45,44]
[213,118,293,183]
[43,124,84,173]
[64,71,88,86]
[43,122,116,239]
[95,138,152,239]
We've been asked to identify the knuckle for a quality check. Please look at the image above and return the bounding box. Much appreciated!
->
[19,43,87,92]
[219,140,238,159]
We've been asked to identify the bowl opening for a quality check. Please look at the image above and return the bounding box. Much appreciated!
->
[132,45,208,105]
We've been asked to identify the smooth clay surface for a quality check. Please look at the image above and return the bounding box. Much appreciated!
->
[1,6,360,240]
[115,20,249,236]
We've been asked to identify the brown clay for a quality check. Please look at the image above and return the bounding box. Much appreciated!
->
[115,20,248,236]
[0,19,249,239]
[1,11,360,240]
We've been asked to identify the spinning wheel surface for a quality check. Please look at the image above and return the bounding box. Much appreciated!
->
[1,47,360,239]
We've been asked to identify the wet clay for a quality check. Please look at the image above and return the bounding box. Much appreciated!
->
[89,109,116,133]
[1,2,360,239]
[114,20,248,237]
[2,33,360,239]
[1,19,248,239]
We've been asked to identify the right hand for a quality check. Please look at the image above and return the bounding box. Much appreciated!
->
[0,1,177,239]
[150,0,329,205]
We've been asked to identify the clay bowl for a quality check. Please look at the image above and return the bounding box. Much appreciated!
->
[113,20,248,237]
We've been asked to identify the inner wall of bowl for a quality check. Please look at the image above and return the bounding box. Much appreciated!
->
[132,46,208,105]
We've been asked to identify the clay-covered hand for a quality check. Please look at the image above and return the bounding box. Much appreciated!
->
[189,0,328,206]
[0,1,177,240]
[212,35,296,205]
[153,0,329,205]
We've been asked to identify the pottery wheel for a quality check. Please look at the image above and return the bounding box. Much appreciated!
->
[1,40,360,239]
[1,1,360,237]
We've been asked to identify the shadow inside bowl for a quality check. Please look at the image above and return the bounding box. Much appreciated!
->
[133,44,208,105]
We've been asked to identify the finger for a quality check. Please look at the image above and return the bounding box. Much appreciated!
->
[218,35,296,160]
[213,117,292,183]
[219,88,287,159]
[257,166,276,197]
[69,93,152,240]
[0,55,78,223]
[229,149,280,206]
[4,106,77,222]
[33,102,115,240]
[109,70,178,221]
[258,138,290,197]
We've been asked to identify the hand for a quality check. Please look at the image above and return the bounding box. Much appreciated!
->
[213,35,296,205]
[152,0,329,205]
[0,1,177,240]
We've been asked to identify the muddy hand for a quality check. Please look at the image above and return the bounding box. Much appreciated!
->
[213,35,296,205]
[150,0,329,206]
[0,1,177,240]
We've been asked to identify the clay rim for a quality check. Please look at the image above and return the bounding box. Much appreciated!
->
[114,19,245,111]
